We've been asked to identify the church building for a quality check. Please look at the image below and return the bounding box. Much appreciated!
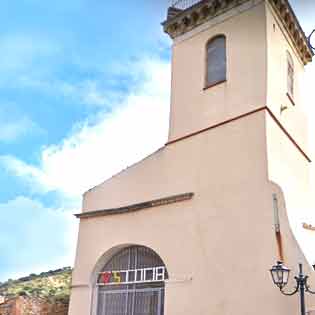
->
[68,0,314,314]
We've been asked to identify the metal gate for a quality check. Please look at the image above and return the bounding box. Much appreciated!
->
[98,288,163,315]
[96,246,167,315]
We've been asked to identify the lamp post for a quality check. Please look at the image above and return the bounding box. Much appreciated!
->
[270,261,315,315]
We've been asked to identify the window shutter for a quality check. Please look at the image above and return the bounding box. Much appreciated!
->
[206,36,226,87]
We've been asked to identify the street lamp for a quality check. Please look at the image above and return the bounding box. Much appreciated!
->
[308,29,315,51]
[270,261,315,315]
[270,261,290,290]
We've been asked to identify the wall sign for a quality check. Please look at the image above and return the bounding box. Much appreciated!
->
[303,223,315,231]
[97,266,166,286]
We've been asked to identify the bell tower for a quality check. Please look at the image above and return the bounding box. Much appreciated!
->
[69,2,315,315]
[163,0,313,147]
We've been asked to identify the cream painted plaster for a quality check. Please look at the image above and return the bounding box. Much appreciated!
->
[265,1,309,152]
[168,2,267,142]
[69,111,315,315]
[266,112,313,264]
[69,1,315,314]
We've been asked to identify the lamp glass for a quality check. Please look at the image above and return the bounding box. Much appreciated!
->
[270,261,290,289]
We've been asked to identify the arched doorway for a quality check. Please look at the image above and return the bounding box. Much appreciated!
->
[96,246,168,315]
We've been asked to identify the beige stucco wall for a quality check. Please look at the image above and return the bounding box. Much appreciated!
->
[69,1,314,315]
[69,111,314,315]
[266,111,313,264]
[265,1,309,151]
[264,1,313,266]
[168,1,267,142]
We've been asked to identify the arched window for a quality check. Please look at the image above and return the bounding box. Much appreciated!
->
[206,35,226,88]
[287,51,294,98]
[97,246,168,315]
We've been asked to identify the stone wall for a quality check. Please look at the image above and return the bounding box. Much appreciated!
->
[0,298,15,315]
[0,296,69,315]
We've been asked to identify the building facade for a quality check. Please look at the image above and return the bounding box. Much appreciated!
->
[68,1,314,314]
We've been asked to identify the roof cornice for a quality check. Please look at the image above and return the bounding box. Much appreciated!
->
[163,0,313,65]
[268,0,313,65]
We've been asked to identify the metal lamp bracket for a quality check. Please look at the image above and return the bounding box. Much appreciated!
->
[308,29,315,51]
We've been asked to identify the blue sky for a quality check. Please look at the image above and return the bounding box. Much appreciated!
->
[0,1,314,282]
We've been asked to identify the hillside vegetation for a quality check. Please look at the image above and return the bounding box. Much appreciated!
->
[0,267,72,302]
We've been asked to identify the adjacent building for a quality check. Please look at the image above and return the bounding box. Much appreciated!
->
[69,0,314,314]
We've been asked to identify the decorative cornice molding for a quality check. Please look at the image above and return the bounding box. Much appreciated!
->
[268,0,313,65]
[75,193,194,219]
[163,0,313,65]
[163,0,248,39]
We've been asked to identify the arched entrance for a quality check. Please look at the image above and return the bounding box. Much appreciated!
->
[96,246,168,315]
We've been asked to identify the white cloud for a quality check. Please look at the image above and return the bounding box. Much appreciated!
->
[0,116,42,143]
[0,196,78,281]
[1,58,171,198]
[16,56,169,109]
[74,81,106,106]
[17,77,111,108]
[59,80,110,107]
[0,34,61,75]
